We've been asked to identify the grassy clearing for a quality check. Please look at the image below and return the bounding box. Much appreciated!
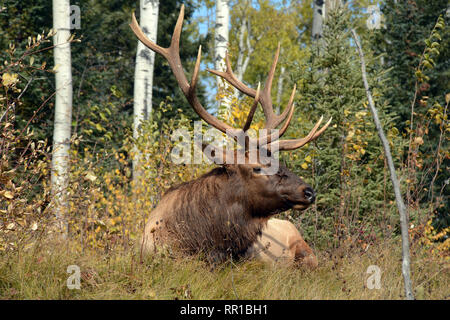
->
[0,238,448,300]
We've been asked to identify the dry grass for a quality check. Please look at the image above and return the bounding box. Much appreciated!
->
[0,238,448,300]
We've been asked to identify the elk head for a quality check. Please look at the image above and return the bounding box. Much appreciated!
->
[130,5,331,216]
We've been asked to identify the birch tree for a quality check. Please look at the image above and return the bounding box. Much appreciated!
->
[312,0,325,40]
[214,0,230,113]
[133,0,159,180]
[231,0,262,103]
[275,64,285,115]
[312,0,342,40]
[233,0,251,83]
[51,0,73,235]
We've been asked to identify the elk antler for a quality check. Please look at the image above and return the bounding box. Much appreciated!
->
[208,43,294,130]
[272,116,332,151]
[130,6,237,139]
[207,42,331,151]
[130,5,331,153]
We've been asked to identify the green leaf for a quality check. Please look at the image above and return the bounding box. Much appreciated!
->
[422,60,433,69]
[95,123,104,132]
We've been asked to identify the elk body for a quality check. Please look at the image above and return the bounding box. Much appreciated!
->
[131,5,331,266]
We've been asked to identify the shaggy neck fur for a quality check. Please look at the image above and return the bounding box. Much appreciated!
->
[162,167,272,264]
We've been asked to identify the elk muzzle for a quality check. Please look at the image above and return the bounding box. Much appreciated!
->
[286,185,316,210]
[303,186,316,203]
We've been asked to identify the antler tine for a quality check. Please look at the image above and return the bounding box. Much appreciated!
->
[208,44,293,132]
[251,84,296,147]
[274,84,296,138]
[279,84,297,138]
[260,43,280,117]
[243,82,260,132]
[170,4,184,52]
[310,117,333,140]
[130,11,168,58]
[130,5,238,138]
[190,45,202,92]
[269,117,333,151]
[207,52,257,97]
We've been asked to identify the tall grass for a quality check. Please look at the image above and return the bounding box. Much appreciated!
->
[0,238,447,300]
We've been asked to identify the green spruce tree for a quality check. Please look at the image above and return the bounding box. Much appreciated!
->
[286,5,405,248]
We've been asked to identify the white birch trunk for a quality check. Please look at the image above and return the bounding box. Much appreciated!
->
[233,1,261,105]
[215,0,230,114]
[133,0,159,180]
[233,13,249,103]
[312,0,325,40]
[235,15,248,84]
[51,0,73,235]
[276,65,285,115]
[313,1,342,40]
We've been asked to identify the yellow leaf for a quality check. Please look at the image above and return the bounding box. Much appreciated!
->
[305,155,312,163]
[2,73,19,87]
[346,130,355,141]
[301,162,308,169]
[413,137,424,145]
[85,172,97,182]
[391,127,399,135]
[3,190,13,199]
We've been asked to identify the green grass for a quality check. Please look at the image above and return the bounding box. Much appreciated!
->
[0,239,448,300]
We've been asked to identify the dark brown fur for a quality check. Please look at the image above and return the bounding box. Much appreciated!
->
[162,167,266,263]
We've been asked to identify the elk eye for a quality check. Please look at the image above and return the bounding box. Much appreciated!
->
[253,167,262,174]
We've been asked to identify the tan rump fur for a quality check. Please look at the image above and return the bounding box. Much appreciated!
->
[247,218,318,269]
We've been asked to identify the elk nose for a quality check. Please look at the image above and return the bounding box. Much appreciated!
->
[304,187,316,203]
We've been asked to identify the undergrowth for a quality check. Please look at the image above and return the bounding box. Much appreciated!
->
[0,238,447,300]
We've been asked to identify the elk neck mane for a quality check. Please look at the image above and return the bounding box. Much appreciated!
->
[160,166,269,262]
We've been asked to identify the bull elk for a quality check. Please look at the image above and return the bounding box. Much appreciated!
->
[130,5,331,266]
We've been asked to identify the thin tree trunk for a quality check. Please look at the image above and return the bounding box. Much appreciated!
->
[133,0,159,181]
[351,30,414,300]
[312,1,343,41]
[235,13,249,84]
[233,1,262,112]
[51,0,73,237]
[275,64,285,115]
[215,0,230,113]
[312,0,325,40]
